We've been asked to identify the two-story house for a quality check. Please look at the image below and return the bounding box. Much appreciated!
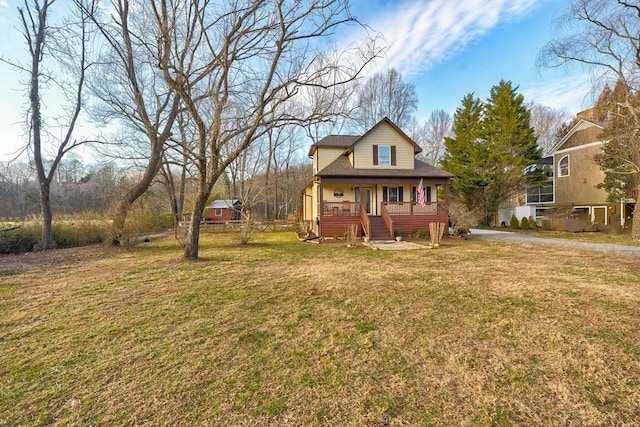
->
[526,108,635,227]
[302,117,453,240]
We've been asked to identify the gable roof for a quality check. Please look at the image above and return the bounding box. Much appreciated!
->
[205,199,241,209]
[307,117,423,158]
[308,135,359,157]
[548,118,604,155]
[345,117,422,155]
[317,156,452,179]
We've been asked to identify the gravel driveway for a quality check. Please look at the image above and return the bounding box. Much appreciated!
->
[470,228,640,258]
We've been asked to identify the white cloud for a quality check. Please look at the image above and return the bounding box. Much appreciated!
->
[521,75,594,114]
[0,1,8,8]
[360,0,539,76]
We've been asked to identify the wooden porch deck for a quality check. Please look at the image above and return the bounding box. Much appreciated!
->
[320,201,448,239]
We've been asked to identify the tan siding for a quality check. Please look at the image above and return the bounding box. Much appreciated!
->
[353,123,415,169]
[303,184,313,221]
[321,184,355,204]
[316,147,345,172]
[311,182,319,222]
[558,126,603,150]
[554,145,608,205]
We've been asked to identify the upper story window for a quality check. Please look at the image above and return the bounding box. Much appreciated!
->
[558,155,569,177]
[373,144,396,166]
[378,145,391,165]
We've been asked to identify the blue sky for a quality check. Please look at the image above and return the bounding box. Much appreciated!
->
[348,0,592,117]
[0,0,591,161]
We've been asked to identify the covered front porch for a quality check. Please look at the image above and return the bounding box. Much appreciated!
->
[319,200,448,240]
[311,179,448,240]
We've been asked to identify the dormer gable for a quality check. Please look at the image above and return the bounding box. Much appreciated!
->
[346,117,422,170]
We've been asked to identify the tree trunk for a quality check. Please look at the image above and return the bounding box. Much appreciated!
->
[110,146,164,244]
[632,185,640,241]
[39,181,54,250]
[184,195,207,259]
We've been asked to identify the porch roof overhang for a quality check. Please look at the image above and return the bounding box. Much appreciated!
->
[317,176,452,185]
[315,156,453,185]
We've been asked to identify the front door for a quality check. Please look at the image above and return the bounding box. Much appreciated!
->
[355,187,373,214]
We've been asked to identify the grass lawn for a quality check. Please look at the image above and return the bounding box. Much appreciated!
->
[1,232,639,426]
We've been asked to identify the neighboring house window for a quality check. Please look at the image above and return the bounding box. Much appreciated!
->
[527,182,554,204]
[373,145,396,166]
[214,208,222,216]
[558,155,569,177]
[382,186,403,202]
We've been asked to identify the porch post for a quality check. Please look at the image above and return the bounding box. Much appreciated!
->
[445,180,451,217]
[318,179,323,237]
[410,180,414,215]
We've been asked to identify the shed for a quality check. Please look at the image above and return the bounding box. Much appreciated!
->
[204,199,243,223]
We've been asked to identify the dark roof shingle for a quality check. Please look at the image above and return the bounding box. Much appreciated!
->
[317,156,453,178]
[308,135,359,157]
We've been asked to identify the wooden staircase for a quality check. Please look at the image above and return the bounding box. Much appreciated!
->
[367,216,393,241]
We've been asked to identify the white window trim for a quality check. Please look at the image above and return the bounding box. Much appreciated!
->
[378,145,391,166]
[214,208,223,216]
[558,155,570,177]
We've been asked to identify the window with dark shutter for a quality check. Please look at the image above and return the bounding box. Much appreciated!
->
[376,145,391,165]
[382,186,388,202]
[391,146,396,166]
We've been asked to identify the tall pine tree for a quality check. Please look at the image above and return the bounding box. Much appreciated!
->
[441,94,487,216]
[442,81,544,225]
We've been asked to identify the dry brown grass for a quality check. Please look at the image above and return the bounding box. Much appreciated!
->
[1,232,639,426]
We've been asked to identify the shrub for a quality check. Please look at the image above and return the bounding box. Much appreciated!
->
[0,220,110,254]
[520,216,530,229]
[0,225,40,254]
[510,214,519,229]
[52,221,109,248]
[413,229,427,238]
[120,209,173,246]
[238,212,254,245]
[447,201,477,236]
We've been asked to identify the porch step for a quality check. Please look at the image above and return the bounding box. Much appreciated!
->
[367,216,393,240]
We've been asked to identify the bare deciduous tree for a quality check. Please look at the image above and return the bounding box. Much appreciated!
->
[527,102,571,154]
[79,0,182,244]
[1,0,95,249]
[412,109,452,166]
[539,0,640,239]
[351,67,418,132]
[145,0,378,259]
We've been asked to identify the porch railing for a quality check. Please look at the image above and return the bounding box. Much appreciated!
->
[359,201,370,237]
[322,201,359,217]
[381,204,394,238]
[382,201,447,216]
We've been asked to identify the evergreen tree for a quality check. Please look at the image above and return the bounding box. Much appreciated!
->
[482,80,545,224]
[442,81,544,225]
[440,94,487,215]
